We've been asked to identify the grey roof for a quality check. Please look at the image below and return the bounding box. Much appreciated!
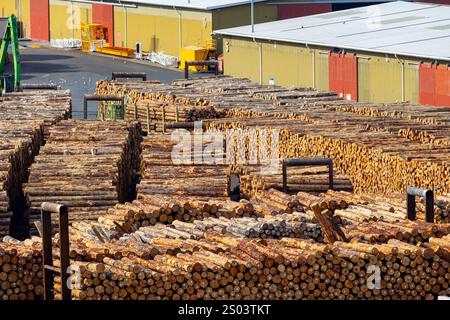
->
[0,18,8,39]
[120,0,268,10]
[213,1,450,61]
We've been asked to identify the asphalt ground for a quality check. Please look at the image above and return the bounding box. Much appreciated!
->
[19,47,194,118]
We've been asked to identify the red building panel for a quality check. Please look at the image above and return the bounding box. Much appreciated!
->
[329,53,357,101]
[419,63,450,107]
[30,0,49,41]
[419,63,435,105]
[92,3,114,45]
[277,4,332,20]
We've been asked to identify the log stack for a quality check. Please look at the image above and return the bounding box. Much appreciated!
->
[96,76,450,195]
[96,80,225,133]
[240,166,353,198]
[94,195,260,234]
[0,236,44,300]
[0,91,72,237]
[50,231,450,300]
[138,134,231,198]
[23,120,141,234]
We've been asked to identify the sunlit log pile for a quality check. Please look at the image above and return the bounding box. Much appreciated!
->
[240,165,353,198]
[96,195,261,234]
[96,80,225,133]
[138,134,232,198]
[54,230,450,300]
[96,76,450,195]
[0,236,43,300]
[0,91,72,236]
[23,120,141,235]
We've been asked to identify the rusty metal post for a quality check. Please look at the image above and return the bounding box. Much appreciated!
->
[282,158,333,193]
[184,61,219,80]
[112,72,147,81]
[41,202,71,300]
[185,61,189,80]
[83,94,124,120]
[407,187,434,223]
[20,84,59,91]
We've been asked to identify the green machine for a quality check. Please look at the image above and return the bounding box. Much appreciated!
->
[0,15,20,95]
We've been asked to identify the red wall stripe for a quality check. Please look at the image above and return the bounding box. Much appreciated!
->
[92,3,114,45]
[329,53,357,101]
[419,63,450,107]
[30,0,49,41]
[277,4,332,20]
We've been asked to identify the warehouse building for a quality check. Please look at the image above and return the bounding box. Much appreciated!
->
[0,0,345,58]
[214,1,450,106]
[3,1,445,56]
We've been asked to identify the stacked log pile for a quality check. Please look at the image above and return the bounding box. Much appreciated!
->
[0,90,72,139]
[305,190,450,224]
[138,134,231,198]
[93,195,261,234]
[0,236,44,300]
[205,118,450,196]
[96,80,225,133]
[0,91,72,236]
[49,232,450,300]
[119,211,324,242]
[23,120,141,234]
[240,166,353,198]
[96,77,450,195]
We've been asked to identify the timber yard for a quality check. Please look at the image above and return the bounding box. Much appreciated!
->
[0,0,450,306]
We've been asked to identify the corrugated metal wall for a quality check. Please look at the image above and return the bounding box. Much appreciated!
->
[1,0,31,38]
[404,62,419,104]
[114,6,212,57]
[261,42,313,87]
[420,63,450,106]
[329,53,357,101]
[277,3,332,20]
[49,0,91,40]
[30,0,49,41]
[92,3,113,44]
[363,56,403,103]
[314,50,329,91]
[357,57,371,103]
[223,37,260,82]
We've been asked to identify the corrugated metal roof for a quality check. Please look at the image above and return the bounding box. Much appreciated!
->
[213,1,450,61]
[119,0,267,10]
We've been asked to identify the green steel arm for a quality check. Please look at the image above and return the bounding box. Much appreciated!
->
[0,15,21,94]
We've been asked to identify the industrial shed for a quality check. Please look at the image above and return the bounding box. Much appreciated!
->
[214,1,450,106]
[2,0,342,58]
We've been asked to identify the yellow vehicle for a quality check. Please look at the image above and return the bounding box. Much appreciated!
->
[81,23,106,53]
[179,41,216,72]
[81,23,134,57]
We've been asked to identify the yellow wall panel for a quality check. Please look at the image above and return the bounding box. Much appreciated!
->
[0,0,30,37]
[49,0,91,40]
[213,4,277,54]
[314,50,329,90]
[261,41,313,87]
[223,37,260,83]
[114,6,212,57]
[212,4,277,30]
[19,0,30,38]
[0,0,17,17]
[404,62,419,104]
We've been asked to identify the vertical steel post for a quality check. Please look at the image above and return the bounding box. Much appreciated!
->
[251,0,255,33]
[41,202,70,300]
